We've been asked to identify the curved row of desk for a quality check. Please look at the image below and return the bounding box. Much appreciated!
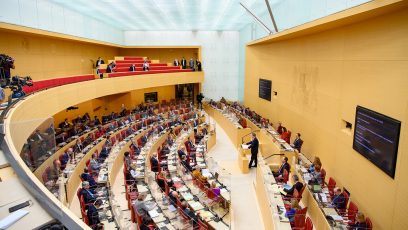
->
[205,100,370,230]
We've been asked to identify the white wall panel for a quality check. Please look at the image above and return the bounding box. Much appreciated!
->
[124,31,239,101]
[0,0,123,45]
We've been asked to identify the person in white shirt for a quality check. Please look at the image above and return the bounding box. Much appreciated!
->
[142,59,150,71]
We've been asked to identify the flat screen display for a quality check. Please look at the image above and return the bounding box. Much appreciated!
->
[259,78,271,101]
[144,92,158,103]
[353,106,401,178]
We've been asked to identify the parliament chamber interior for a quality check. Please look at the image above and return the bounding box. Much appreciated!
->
[0,0,407,230]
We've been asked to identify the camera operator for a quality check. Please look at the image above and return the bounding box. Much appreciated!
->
[0,54,15,86]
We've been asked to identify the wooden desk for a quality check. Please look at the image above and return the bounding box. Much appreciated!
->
[66,139,106,205]
[204,105,251,148]
[295,154,333,230]
[254,157,292,230]
[108,127,148,185]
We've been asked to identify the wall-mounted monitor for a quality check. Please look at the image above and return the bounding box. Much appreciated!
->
[353,106,401,178]
[144,92,158,103]
[259,78,271,101]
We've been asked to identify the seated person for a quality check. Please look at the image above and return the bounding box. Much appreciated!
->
[291,133,303,152]
[330,187,347,210]
[280,127,291,143]
[277,122,283,134]
[348,212,368,230]
[90,154,101,172]
[199,176,210,187]
[142,60,150,71]
[306,156,322,173]
[186,137,196,151]
[192,166,202,179]
[168,190,179,206]
[161,144,170,156]
[60,151,70,169]
[285,199,301,222]
[273,157,290,178]
[98,145,109,162]
[128,163,142,184]
[130,141,141,155]
[129,64,136,72]
[139,216,155,230]
[309,164,323,185]
[283,175,303,196]
[178,147,187,159]
[124,152,132,170]
[87,199,104,228]
[150,153,159,173]
[80,181,97,204]
[181,155,193,172]
[81,168,97,188]
[156,171,174,192]
[93,116,101,126]
[133,193,156,217]
[181,201,199,227]
[210,181,221,197]
[48,160,61,181]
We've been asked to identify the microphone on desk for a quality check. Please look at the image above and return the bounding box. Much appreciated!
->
[264,153,284,161]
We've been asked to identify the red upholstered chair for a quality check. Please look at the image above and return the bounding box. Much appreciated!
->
[327,177,336,197]
[277,169,289,184]
[344,201,359,224]
[292,207,308,229]
[81,209,89,225]
[366,217,373,230]
[305,217,313,230]
[42,167,50,183]
[196,218,209,230]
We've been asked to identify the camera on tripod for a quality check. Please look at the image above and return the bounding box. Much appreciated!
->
[0,54,33,99]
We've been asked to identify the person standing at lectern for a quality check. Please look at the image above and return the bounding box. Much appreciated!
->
[247,133,259,168]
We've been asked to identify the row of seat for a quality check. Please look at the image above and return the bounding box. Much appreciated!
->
[22,74,94,94]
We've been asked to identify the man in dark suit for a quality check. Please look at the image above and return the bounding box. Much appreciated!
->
[331,187,347,209]
[178,147,187,159]
[196,60,202,71]
[273,157,290,177]
[87,199,103,227]
[247,133,259,168]
[181,155,193,171]
[181,57,187,69]
[81,168,97,188]
[291,133,303,152]
[129,64,136,72]
[80,181,97,204]
[174,59,180,66]
[95,57,104,67]
[150,153,159,172]
[283,175,303,196]
[277,122,283,134]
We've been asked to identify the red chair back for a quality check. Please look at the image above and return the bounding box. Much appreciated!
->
[294,207,308,228]
[81,209,89,225]
[348,201,359,223]
[282,169,289,183]
[327,177,336,195]
[366,217,373,230]
[305,217,313,230]
[198,218,209,230]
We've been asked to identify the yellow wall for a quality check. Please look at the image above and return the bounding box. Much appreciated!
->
[0,29,119,80]
[118,48,199,64]
[244,4,408,230]
[53,85,176,125]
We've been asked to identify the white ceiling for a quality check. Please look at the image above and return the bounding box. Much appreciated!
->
[48,0,281,31]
